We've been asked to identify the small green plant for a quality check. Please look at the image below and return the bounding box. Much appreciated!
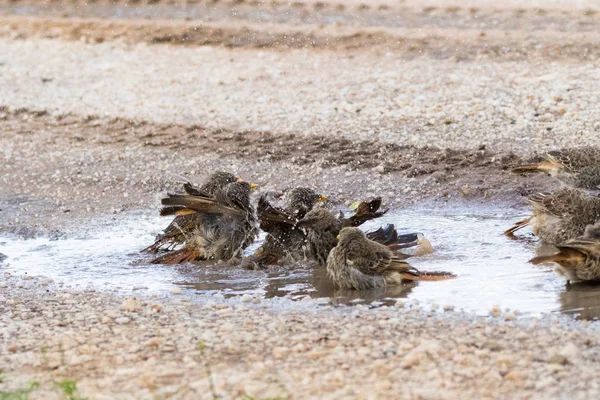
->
[0,381,40,400]
[197,342,217,400]
[54,380,86,400]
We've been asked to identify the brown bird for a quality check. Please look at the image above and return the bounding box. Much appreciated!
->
[511,147,600,190]
[296,198,412,267]
[151,181,258,265]
[327,227,454,290]
[530,222,600,284]
[505,188,600,244]
[242,187,328,269]
[143,171,241,253]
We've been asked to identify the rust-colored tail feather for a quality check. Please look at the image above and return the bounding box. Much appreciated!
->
[511,161,556,174]
[504,216,533,236]
[529,249,585,267]
[151,248,202,265]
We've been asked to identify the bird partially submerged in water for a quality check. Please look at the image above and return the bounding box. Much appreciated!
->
[142,171,242,253]
[150,180,258,265]
[327,228,454,290]
[296,198,419,267]
[530,222,600,285]
[242,187,328,269]
[504,188,600,245]
[511,147,600,190]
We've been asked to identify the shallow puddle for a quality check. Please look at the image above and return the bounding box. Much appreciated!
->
[1,210,600,319]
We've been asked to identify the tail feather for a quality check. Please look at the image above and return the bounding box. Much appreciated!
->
[504,216,533,236]
[529,248,585,267]
[151,248,202,265]
[511,161,557,174]
[398,270,456,281]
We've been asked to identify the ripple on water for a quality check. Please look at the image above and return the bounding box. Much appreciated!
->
[1,210,600,319]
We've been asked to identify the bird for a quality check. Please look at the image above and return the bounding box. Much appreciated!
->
[529,222,600,284]
[296,198,416,267]
[327,227,454,290]
[242,187,328,269]
[150,181,258,265]
[511,147,600,190]
[504,187,600,244]
[142,171,241,253]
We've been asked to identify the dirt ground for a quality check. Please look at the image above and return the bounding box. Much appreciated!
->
[1,0,600,399]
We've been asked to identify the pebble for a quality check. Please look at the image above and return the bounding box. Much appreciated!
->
[240,294,253,303]
[121,297,142,312]
[115,317,131,325]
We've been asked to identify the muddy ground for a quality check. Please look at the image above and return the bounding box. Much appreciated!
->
[1,0,600,399]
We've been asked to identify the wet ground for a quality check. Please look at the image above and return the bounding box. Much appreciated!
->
[3,209,599,320]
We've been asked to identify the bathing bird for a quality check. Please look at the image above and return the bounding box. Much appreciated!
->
[504,187,600,245]
[296,198,418,267]
[142,171,241,253]
[511,147,600,190]
[530,222,600,284]
[327,227,454,290]
[242,187,328,269]
[151,181,258,265]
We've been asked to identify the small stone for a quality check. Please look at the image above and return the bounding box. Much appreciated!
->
[443,305,455,312]
[395,300,405,308]
[272,347,289,359]
[41,279,53,286]
[490,305,501,317]
[170,288,182,295]
[504,311,516,321]
[102,316,112,324]
[0,282,7,288]
[121,297,142,312]
[240,294,252,303]
[252,297,261,304]
[115,317,130,325]
[150,304,162,313]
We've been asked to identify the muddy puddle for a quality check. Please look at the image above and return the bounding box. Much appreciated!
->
[2,210,600,320]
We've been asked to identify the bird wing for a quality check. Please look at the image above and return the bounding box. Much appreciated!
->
[558,238,600,258]
[527,192,571,217]
[546,147,600,170]
[160,193,243,217]
[257,194,298,231]
[342,197,388,227]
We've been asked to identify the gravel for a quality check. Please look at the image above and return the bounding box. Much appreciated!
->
[1,272,600,399]
[1,37,600,154]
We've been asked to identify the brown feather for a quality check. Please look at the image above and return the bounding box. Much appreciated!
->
[511,161,558,174]
[529,249,585,267]
[504,216,533,236]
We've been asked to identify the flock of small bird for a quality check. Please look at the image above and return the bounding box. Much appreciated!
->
[141,172,452,290]
[507,146,600,284]
[141,146,600,290]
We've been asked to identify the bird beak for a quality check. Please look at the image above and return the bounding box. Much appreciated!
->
[318,195,328,202]
[336,234,340,239]
[236,177,244,183]
[250,183,258,191]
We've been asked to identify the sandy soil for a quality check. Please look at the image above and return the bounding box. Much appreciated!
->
[2,0,600,398]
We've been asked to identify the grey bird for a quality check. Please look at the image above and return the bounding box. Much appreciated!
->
[143,171,241,253]
[327,228,454,290]
[242,187,328,269]
[296,198,417,267]
[530,222,600,284]
[151,181,258,265]
[511,147,600,190]
[505,188,600,245]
